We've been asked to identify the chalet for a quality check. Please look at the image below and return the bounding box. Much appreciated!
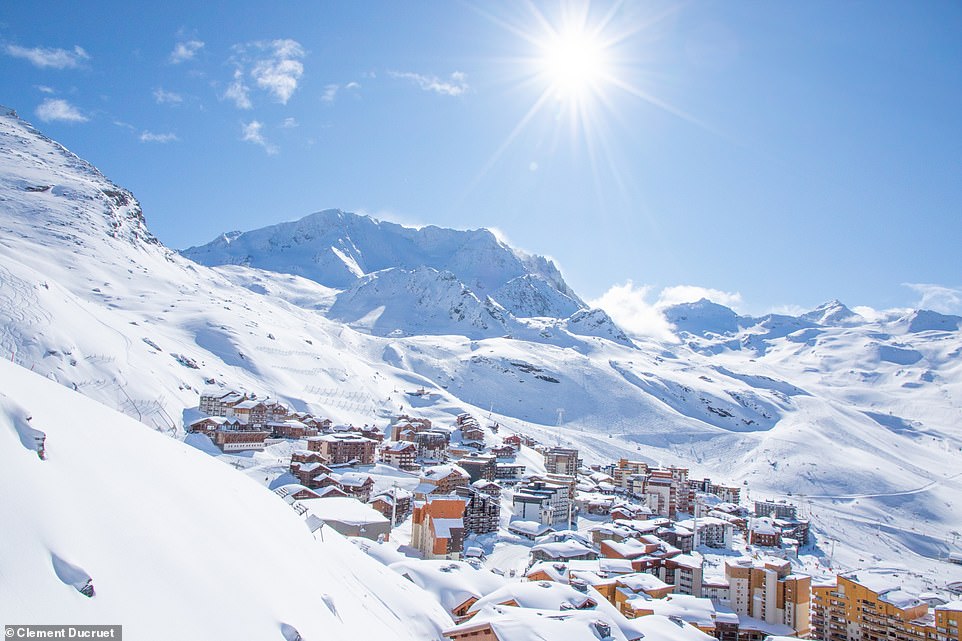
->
[418,464,471,496]
[411,495,467,560]
[525,561,571,584]
[289,461,333,488]
[337,424,384,442]
[503,434,523,447]
[307,433,376,465]
[273,484,323,502]
[410,430,450,460]
[530,539,598,564]
[391,559,505,622]
[369,487,414,524]
[390,415,432,441]
[333,472,374,502]
[269,419,318,439]
[290,449,326,465]
[488,444,516,459]
[381,441,419,471]
[463,582,598,618]
[506,520,554,541]
[190,415,270,452]
[443,605,634,641]
[188,416,244,436]
[611,502,654,522]
[301,497,390,541]
[470,479,502,497]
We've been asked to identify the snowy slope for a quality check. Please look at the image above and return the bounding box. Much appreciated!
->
[2,107,961,590]
[0,358,453,640]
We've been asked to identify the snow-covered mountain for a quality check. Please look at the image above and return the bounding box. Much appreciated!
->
[183,208,585,320]
[2,106,961,592]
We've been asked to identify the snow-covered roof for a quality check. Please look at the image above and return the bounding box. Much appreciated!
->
[297,497,389,527]
[390,560,505,613]
[507,521,554,537]
[422,463,469,480]
[630,614,716,641]
[446,604,633,641]
[467,581,597,614]
[879,589,924,610]
[937,601,962,612]
[431,518,464,539]
[669,553,704,570]
[526,561,570,583]
[532,539,594,558]
[627,594,716,628]
[616,572,673,593]
[335,471,373,487]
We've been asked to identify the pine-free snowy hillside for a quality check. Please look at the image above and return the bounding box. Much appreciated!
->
[0,358,453,640]
[182,208,585,319]
[2,107,961,589]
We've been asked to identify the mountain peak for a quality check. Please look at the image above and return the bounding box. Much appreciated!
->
[0,107,158,250]
[800,299,862,326]
[182,209,585,319]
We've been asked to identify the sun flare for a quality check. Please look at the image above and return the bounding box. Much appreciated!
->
[539,27,608,99]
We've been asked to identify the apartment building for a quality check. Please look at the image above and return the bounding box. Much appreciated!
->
[724,557,811,638]
[812,573,961,641]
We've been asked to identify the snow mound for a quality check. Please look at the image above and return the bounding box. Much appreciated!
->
[904,309,962,333]
[664,299,741,337]
[328,266,512,338]
[0,359,452,640]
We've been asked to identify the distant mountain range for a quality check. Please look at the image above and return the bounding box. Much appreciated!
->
[1,106,960,589]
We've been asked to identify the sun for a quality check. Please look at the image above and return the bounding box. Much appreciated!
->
[539,26,609,100]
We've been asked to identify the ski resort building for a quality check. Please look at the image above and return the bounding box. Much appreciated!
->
[811,573,962,641]
[306,433,376,465]
[380,441,419,471]
[724,557,811,638]
[410,495,467,560]
[543,446,582,475]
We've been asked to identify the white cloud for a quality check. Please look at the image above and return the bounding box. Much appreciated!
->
[590,282,745,341]
[226,39,305,107]
[153,88,183,105]
[321,84,339,103]
[903,283,962,315]
[35,98,88,123]
[589,281,677,342]
[345,81,361,90]
[249,39,305,104]
[224,69,252,109]
[241,120,277,155]
[35,85,56,94]
[280,117,298,129]
[169,39,204,64]
[139,131,179,143]
[389,70,469,96]
[5,44,89,69]
[656,285,743,311]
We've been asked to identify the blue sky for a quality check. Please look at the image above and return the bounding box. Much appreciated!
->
[2,1,961,323]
